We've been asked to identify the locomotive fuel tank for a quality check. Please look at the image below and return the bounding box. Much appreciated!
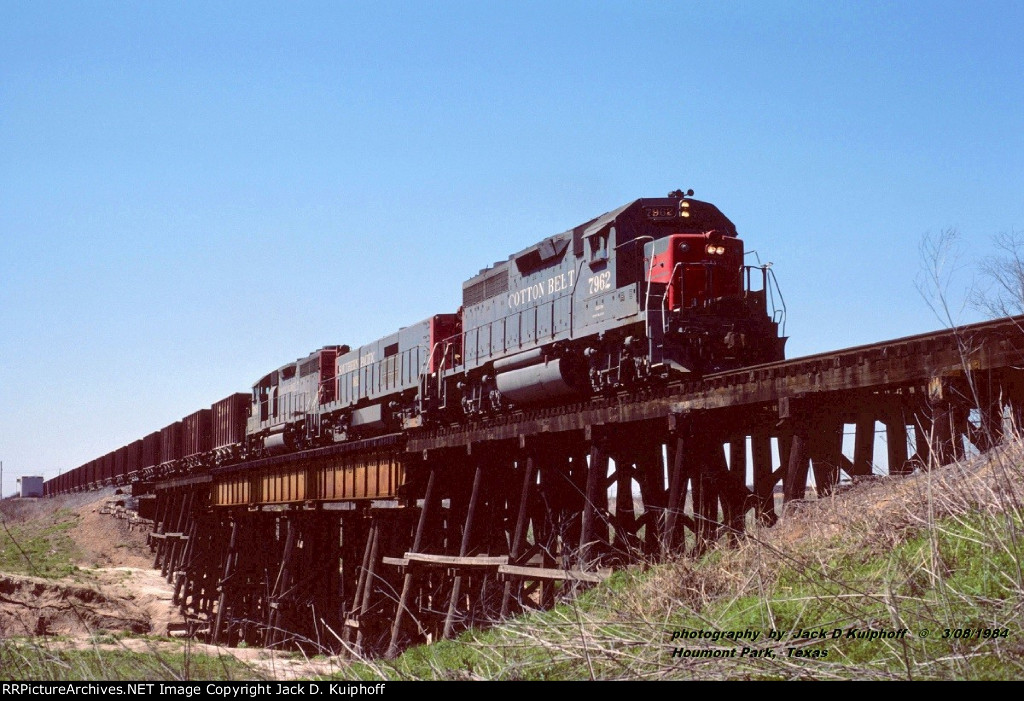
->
[492,348,583,405]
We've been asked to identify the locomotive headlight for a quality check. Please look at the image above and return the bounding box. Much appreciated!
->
[677,242,690,253]
[715,245,726,255]
[706,244,715,255]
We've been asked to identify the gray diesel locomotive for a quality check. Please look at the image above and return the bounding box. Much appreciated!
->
[436,190,786,418]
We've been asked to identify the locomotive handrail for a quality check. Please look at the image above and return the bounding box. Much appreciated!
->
[662,262,685,332]
[643,247,659,316]
[425,340,449,404]
[742,264,786,336]
[425,340,444,375]
[570,259,584,339]
[743,264,759,293]
[764,265,786,336]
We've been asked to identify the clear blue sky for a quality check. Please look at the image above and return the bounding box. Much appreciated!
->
[2,2,1023,492]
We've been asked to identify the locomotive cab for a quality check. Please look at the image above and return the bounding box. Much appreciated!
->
[641,194,786,372]
[645,231,743,310]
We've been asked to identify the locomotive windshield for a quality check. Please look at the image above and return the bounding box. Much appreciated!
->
[642,197,738,237]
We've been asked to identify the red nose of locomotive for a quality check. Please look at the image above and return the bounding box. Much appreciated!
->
[647,231,744,310]
[641,192,785,370]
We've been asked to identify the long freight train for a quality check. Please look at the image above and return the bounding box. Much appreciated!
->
[46,190,786,494]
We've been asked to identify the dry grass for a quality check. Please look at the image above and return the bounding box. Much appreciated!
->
[359,435,1024,680]
[645,439,1024,615]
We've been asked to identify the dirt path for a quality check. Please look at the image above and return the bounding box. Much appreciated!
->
[71,491,185,637]
[0,490,169,639]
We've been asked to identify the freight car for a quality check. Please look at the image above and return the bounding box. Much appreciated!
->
[45,190,785,492]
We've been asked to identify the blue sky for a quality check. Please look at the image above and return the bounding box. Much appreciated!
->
[2,2,1023,491]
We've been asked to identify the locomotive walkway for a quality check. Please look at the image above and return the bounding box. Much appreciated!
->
[144,314,1024,656]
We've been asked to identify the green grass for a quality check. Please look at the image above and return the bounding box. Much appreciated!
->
[0,508,82,579]
[0,639,266,681]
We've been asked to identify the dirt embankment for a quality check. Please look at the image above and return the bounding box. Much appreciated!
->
[0,489,181,639]
[0,492,350,679]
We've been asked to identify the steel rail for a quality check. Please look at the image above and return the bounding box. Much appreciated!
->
[409,314,1024,451]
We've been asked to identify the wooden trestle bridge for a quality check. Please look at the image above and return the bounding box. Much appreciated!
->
[144,315,1024,657]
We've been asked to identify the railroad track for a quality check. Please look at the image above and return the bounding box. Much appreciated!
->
[412,313,1024,450]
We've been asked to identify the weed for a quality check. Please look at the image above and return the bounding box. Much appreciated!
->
[332,438,1024,680]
